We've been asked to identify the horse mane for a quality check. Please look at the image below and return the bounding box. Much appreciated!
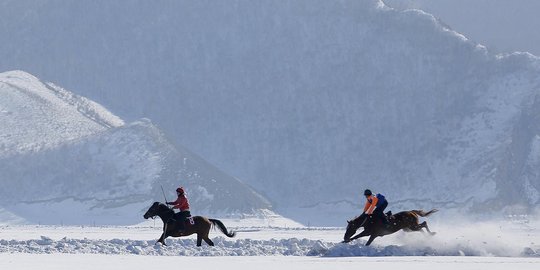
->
[157,202,167,208]
[350,215,362,223]
[157,202,172,211]
[350,214,368,228]
[150,202,174,215]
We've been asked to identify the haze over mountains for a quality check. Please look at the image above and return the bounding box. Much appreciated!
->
[1,0,539,225]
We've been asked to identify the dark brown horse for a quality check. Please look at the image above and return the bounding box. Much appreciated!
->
[343,209,437,246]
[143,202,236,246]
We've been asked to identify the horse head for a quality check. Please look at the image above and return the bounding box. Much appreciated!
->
[343,215,367,242]
[343,219,357,242]
[143,202,165,219]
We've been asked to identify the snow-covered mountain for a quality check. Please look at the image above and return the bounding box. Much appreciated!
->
[0,71,271,225]
[0,71,124,156]
[1,1,540,225]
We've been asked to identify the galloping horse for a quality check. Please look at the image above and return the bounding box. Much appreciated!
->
[143,202,236,246]
[343,209,437,246]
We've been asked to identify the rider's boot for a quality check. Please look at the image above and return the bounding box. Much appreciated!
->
[177,219,185,234]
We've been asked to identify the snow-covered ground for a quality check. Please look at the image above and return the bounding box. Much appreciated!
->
[1,254,538,270]
[0,218,539,269]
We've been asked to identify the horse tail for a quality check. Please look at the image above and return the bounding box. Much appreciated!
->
[209,219,236,238]
[411,209,438,217]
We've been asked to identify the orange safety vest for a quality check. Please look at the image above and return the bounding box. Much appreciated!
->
[363,194,378,214]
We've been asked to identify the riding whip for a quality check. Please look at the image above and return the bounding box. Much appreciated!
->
[160,185,171,209]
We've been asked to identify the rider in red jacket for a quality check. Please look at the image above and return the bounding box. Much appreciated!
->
[166,187,191,232]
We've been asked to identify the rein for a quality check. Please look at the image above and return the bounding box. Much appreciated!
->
[358,217,367,228]
[351,215,367,230]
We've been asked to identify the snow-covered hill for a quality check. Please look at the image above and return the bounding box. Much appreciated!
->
[0,71,272,225]
[1,1,540,224]
[0,71,123,156]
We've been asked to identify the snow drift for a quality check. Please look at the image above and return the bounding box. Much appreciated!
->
[0,214,538,258]
[0,236,537,257]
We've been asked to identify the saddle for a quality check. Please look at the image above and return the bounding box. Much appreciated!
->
[167,214,194,227]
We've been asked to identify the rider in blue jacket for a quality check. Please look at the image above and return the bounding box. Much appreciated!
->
[363,189,390,226]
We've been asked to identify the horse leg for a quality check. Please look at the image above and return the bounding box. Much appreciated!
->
[156,222,170,246]
[200,221,215,246]
[408,221,435,235]
[407,223,424,232]
[201,230,214,246]
[365,235,377,246]
[204,237,214,246]
[420,221,436,235]
[156,232,168,246]
[197,234,202,247]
